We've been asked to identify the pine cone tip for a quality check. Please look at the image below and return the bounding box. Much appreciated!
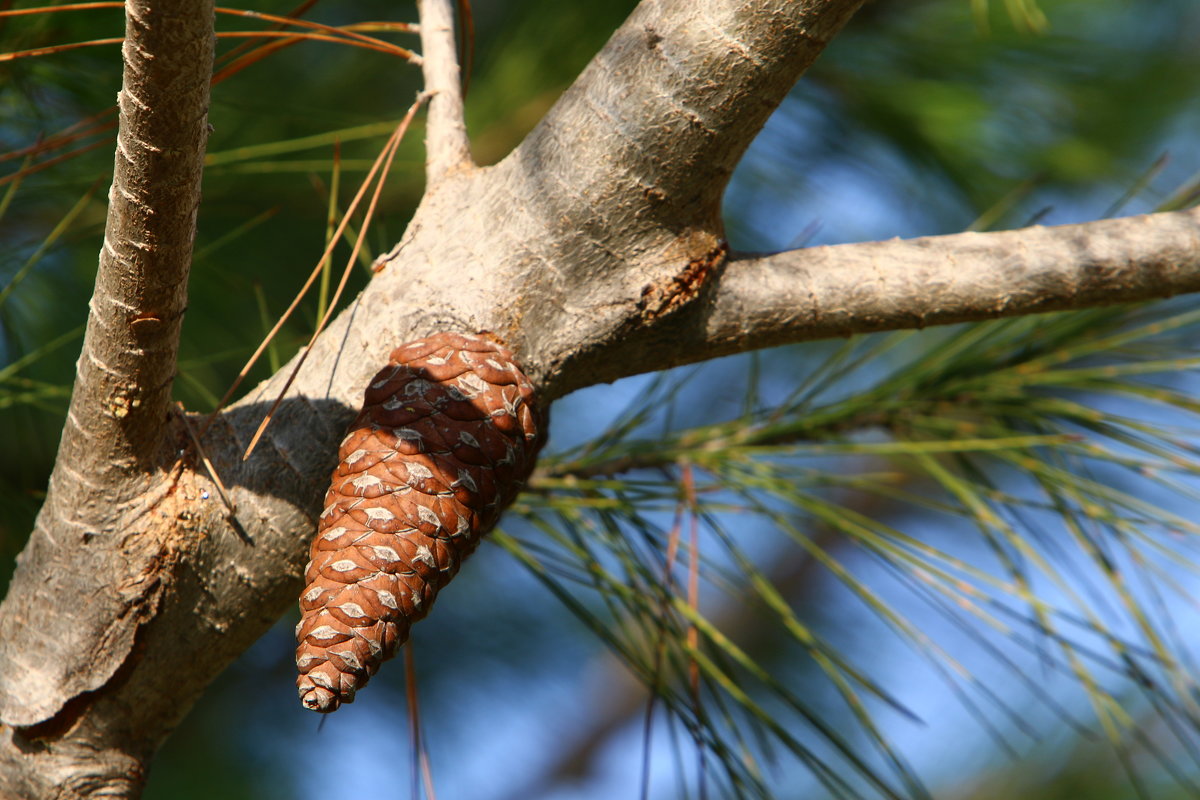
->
[299,684,339,713]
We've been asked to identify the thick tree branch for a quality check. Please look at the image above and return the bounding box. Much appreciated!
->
[418,0,472,182]
[43,1,215,529]
[512,0,863,242]
[0,0,214,793]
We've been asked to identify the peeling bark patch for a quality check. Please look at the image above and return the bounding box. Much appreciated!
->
[15,602,154,745]
[639,240,728,321]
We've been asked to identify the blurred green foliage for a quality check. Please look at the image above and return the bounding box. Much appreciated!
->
[3,1,1200,798]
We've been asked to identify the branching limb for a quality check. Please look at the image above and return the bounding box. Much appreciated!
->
[380,0,868,386]
[418,0,471,182]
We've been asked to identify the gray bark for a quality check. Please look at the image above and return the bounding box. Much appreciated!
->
[0,0,215,796]
[1,0,1197,796]
[605,208,1200,385]
[418,0,471,182]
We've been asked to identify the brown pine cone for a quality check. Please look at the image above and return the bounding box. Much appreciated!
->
[295,332,545,712]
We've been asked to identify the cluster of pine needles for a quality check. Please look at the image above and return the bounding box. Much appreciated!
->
[506,303,1200,799]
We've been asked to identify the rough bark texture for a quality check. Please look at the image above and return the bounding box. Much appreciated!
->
[0,0,214,795]
[587,207,1200,384]
[1,0,1198,796]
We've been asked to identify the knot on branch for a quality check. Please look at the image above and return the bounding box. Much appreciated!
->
[638,236,729,321]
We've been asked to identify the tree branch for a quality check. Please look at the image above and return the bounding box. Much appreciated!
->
[45,0,215,527]
[418,0,472,182]
[0,0,214,792]
[575,207,1200,387]
[512,0,864,239]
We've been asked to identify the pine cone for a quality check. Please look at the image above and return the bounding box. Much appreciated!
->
[295,332,545,712]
